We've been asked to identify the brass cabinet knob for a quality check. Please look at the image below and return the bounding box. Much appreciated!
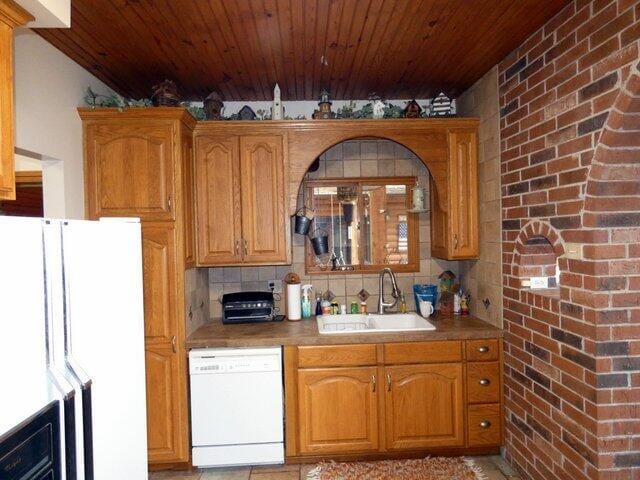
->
[479,378,491,386]
[478,346,489,353]
[479,420,492,429]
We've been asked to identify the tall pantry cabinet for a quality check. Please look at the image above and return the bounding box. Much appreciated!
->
[79,108,195,468]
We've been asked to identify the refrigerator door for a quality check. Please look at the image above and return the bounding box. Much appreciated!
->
[61,218,148,480]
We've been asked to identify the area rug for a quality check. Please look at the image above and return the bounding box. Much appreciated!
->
[306,456,486,480]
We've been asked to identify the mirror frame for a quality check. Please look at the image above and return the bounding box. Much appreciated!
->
[304,176,420,275]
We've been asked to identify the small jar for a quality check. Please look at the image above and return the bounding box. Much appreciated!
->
[360,301,368,314]
[350,301,359,314]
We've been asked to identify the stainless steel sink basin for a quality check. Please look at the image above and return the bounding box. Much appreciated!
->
[316,313,436,334]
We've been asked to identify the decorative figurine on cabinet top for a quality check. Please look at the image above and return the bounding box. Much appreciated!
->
[312,89,335,119]
[430,92,453,117]
[238,105,257,120]
[151,79,180,107]
[403,99,422,118]
[203,91,224,120]
[272,83,283,120]
[370,95,385,119]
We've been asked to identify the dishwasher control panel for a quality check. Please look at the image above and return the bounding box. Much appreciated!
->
[189,347,282,374]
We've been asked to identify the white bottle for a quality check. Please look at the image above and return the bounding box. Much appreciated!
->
[454,293,461,315]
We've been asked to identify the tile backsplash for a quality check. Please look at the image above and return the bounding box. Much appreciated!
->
[207,139,460,317]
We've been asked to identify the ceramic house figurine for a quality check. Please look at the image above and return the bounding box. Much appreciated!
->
[151,79,180,106]
[203,91,224,120]
[403,99,422,118]
[272,83,283,120]
[312,89,335,119]
[430,92,453,116]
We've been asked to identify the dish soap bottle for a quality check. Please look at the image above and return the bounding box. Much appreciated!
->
[315,294,323,316]
[301,285,313,319]
[399,291,407,313]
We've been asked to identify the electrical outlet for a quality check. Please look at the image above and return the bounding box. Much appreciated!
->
[565,243,582,259]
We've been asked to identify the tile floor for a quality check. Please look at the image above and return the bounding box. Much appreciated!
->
[149,455,521,479]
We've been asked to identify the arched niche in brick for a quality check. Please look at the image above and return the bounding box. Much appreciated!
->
[510,220,565,290]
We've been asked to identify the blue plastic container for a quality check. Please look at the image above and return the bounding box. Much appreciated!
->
[413,284,438,312]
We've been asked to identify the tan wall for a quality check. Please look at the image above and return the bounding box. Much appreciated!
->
[456,66,502,327]
[208,139,461,317]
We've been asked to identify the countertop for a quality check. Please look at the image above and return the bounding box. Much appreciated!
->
[186,313,502,349]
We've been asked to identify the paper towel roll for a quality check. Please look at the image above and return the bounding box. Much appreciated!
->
[287,283,302,321]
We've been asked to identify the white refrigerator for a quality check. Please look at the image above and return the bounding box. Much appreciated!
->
[0,216,149,480]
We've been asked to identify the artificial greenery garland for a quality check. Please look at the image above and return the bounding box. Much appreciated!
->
[83,87,431,120]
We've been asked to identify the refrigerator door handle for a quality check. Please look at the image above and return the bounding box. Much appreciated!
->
[61,222,94,480]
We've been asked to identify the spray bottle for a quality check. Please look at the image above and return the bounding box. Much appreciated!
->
[301,285,313,319]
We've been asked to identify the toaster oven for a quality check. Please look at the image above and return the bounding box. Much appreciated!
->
[221,291,279,324]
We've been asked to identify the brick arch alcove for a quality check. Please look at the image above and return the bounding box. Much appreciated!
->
[575,62,640,478]
[510,220,565,285]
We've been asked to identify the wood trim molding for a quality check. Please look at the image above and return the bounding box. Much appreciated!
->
[15,170,42,184]
[0,0,34,27]
[78,107,197,129]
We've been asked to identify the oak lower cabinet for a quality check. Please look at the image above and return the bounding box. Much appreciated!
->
[81,108,196,468]
[144,345,189,463]
[194,128,290,266]
[384,364,464,450]
[430,130,479,260]
[284,339,502,460]
[297,367,379,454]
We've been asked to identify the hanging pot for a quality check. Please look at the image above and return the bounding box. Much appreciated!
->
[310,228,329,255]
[293,207,314,235]
[342,202,354,225]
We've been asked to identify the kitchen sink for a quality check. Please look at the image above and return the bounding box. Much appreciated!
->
[316,313,436,334]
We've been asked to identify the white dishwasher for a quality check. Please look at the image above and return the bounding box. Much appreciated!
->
[189,347,284,467]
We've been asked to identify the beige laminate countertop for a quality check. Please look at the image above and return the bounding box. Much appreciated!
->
[186,313,502,349]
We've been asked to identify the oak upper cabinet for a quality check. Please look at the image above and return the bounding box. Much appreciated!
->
[0,2,33,200]
[297,367,379,454]
[239,135,287,263]
[430,130,478,260]
[195,135,241,264]
[194,130,289,265]
[83,121,176,221]
[384,363,464,450]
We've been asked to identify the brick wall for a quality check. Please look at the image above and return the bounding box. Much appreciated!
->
[498,0,640,478]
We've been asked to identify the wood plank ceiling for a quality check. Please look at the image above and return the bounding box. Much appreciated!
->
[35,0,570,101]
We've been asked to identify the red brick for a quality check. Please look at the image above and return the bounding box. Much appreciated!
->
[588,8,633,49]
[557,70,593,99]
[578,36,621,71]
[557,103,593,129]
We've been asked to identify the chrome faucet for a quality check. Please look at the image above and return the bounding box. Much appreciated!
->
[378,267,400,314]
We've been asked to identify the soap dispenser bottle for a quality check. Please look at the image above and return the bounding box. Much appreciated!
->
[301,285,313,318]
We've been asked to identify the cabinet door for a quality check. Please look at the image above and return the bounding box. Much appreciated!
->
[180,126,196,267]
[195,135,242,264]
[384,363,464,450]
[429,177,448,259]
[239,135,287,263]
[141,223,179,346]
[144,345,189,464]
[84,122,176,221]
[448,131,478,258]
[298,367,379,454]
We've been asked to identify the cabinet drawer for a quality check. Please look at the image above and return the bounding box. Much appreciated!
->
[297,344,377,368]
[467,404,501,446]
[466,339,499,362]
[466,362,500,404]
[384,341,462,365]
